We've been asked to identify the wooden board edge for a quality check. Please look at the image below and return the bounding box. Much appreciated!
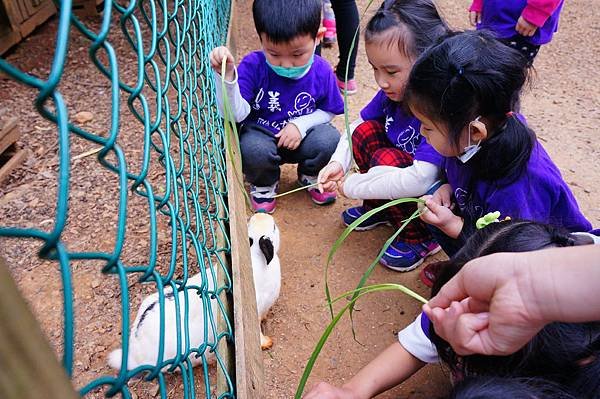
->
[0,256,79,399]
[225,1,265,395]
[0,148,27,183]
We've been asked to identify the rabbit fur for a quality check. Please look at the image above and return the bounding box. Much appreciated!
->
[108,213,281,371]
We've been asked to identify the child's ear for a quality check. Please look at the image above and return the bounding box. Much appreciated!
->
[470,119,488,142]
[316,27,326,44]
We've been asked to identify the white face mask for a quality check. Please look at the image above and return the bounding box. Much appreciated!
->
[457,116,482,163]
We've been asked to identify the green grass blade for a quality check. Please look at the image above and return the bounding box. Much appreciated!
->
[295,284,425,398]
[324,198,423,317]
[346,209,422,341]
[340,0,378,171]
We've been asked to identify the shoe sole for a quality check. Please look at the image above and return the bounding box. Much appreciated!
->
[312,197,336,205]
[380,245,443,272]
[343,220,391,231]
[339,88,357,96]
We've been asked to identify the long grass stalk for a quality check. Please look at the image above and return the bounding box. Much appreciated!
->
[324,198,424,318]
[294,284,426,398]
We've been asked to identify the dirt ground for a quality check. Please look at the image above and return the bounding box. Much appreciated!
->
[0,0,599,398]
[233,0,600,398]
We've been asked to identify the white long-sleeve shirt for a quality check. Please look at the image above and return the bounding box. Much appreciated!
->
[327,118,440,200]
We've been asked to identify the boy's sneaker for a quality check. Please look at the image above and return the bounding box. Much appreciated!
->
[298,174,336,205]
[380,239,441,272]
[336,77,358,95]
[342,206,391,231]
[250,183,278,214]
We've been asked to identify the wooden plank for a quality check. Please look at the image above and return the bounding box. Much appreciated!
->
[15,0,30,20]
[1,0,26,26]
[18,0,55,38]
[0,147,27,183]
[0,118,19,156]
[225,28,264,399]
[0,256,80,399]
[222,0,264,397]
[0,29,21,56]
[215,1,239,396]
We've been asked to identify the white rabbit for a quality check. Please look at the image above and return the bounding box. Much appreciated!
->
[107,212,281,371]
[247,212,281,350]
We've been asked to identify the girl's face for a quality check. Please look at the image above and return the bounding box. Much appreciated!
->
[365,38,413,102]
[411,108,487,157]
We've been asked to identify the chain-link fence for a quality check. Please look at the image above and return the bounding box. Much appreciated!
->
[0,0,236,397]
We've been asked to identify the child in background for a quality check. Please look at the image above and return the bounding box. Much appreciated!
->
[401,31,591,286]
[318,0,450,271]
[303,220,600,399]
[322,0,337,47]
[209,0,344,214]
[468,0,564,64]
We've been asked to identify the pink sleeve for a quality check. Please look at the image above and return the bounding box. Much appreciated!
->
[522,0,563,27]
[469,0,483,13]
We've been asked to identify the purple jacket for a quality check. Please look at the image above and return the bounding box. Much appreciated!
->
[470,0,564,45]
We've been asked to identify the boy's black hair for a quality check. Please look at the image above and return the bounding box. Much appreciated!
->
[428,220,600,396]
[365,0,450,58]
[405,30,536,183]
[252,0,322,44]
[450,376,577,399]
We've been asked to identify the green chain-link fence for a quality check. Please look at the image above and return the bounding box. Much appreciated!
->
[0,0,237,397]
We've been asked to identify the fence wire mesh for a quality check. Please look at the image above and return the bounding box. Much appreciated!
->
[0,0,235,397]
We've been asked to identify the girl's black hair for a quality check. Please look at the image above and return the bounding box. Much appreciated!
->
[428,220,600,396]
[405,30,536,182]
[252,0,321,44]
[365,0,450,58]
[449,376,577,399]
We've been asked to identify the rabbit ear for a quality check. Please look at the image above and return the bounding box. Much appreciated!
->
[259,236,274,265]
[249,237,254,247]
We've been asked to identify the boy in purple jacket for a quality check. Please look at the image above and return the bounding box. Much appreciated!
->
[209,0,345,213]
[469,0,564,63]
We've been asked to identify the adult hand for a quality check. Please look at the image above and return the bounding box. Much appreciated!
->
[275,123,302,150]
[209,46,236,81]
[516,16,538,37]
[318,161,344,193]
[303,382,361,399]
[469,11,481,26]
[423,252,546,356]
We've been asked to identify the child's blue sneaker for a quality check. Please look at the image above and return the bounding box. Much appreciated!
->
[380,239,441,272]
[342,206,391,231]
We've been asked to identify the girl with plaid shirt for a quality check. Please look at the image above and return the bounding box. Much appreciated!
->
[317,0,449,271]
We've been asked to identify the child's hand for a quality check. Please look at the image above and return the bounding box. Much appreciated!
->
[420,195,463,238]
[275,123,302,150]
[318,162,344,193]
[303,382,361,399]
[516,15,538,37]
[209,46,236,81]
[432,183,454,208]
[469,11,481,26]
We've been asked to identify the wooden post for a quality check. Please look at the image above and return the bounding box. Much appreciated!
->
[222,1,265,398]
[215,1,237,393]
[0,256,80,399]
